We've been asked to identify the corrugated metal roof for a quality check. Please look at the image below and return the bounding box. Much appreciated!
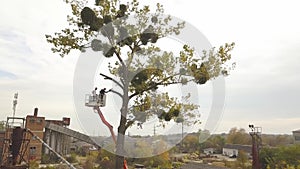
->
[292,129,300,133]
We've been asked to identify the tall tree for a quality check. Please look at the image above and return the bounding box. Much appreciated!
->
[46,0,235,168]
[227,127,252,145]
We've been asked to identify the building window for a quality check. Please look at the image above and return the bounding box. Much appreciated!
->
[29,147,36,155]
[295,136,300,141]
[29,118,35,123]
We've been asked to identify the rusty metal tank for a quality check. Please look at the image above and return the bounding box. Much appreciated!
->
[11,127,24,165]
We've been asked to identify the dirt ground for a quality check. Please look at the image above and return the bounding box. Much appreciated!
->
[180,162,229,169]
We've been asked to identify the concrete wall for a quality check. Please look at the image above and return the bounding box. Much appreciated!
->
[43,128,71,156]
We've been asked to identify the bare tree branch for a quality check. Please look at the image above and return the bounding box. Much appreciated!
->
[100,73,124,89]
[110,89,123,98]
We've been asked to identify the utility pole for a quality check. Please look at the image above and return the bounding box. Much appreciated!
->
[175,116,184,153]
[153,124,161,136]
[249,124,262,169]
[181,122,183,152]
[12,92,18,124]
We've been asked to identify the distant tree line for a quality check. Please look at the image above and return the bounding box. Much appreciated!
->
[173,127,294,154]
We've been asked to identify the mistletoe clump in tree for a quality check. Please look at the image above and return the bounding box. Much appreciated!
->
[46,0,235,168]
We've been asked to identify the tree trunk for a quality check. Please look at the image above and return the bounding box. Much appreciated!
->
[115,74,129,169]
[116,120,126,169]
[115,113,127,169]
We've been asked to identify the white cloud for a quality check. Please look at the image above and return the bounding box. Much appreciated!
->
[0,0,300,135]
[0,0,81,131]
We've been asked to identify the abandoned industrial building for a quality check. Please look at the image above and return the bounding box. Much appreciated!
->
[0,108,100,168]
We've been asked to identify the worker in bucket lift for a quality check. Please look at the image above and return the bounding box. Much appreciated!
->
[92,87,97,101]
[99,88,112,99]
[99,88,106,101]
[99,88,113,104]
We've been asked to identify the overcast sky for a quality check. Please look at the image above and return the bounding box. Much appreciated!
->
[0,0,300,136]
